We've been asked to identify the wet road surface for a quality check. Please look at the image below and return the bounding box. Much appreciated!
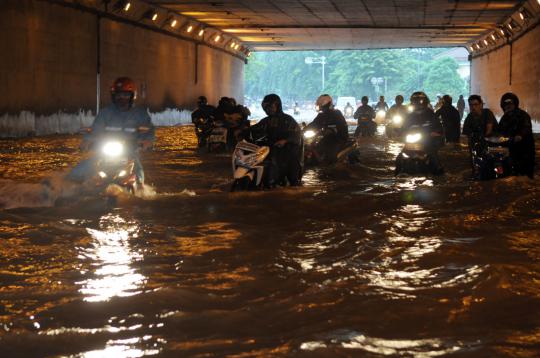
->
[0,126,539,357]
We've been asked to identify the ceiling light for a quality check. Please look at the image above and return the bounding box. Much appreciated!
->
[113,0,131,12]
[198,29,205,37]
[519,8,531,22]
[186,25,194,33]
[507,19,519,31]
[483,39,489,46]
[143,9,158,22]
[170,19,178,28]
[214,34,221,42]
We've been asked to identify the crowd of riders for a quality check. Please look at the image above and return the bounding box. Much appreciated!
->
[68,76,536,193]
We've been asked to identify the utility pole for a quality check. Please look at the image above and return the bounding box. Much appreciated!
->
[305,56,327,92]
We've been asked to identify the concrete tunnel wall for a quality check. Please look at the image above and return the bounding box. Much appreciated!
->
[0,0,244,137]
[471,24,540,122]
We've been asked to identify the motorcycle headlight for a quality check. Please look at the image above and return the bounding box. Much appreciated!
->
[392,115,402,124]
[405,133,422,144]
[304,130,316,139]
[98,171,107,178]
[408,105,414,112]
[118,170,127,177]
[102,141,124,157]
[378,110,386,116]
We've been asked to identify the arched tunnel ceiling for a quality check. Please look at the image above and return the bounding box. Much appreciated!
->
[149,0,528,50]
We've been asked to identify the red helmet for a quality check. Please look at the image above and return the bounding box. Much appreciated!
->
[110,77,137,99]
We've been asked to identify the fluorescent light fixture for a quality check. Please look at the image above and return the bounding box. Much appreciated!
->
[186,25,194,33]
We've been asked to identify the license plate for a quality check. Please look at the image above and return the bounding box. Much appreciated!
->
[489,147,508,155]
[209,135,226,143]
[405,143,422,151]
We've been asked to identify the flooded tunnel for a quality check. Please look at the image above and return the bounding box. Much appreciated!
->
[1,0,540,356]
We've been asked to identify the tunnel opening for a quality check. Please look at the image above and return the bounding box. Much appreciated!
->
[244,47,471,122]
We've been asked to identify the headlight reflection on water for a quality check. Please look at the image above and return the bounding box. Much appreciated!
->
[77,213,145,302]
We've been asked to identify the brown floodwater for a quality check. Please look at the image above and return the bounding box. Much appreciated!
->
[0,126,539,357]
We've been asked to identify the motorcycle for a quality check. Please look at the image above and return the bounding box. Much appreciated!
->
[304,126,356,165]
[194,117,214,147]
[354,116,376,137]
[92,127,151,196]
[470,136,513,180]
[231,139,270,191]
[206,121,228,153]
[344,105,354,119]
[395,123,441,175]
[375,109,387,124]
[386,113,404,139]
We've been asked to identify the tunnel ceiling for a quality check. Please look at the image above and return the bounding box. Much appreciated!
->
[148,0,529,51]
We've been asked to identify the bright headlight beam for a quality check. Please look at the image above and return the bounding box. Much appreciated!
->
[405,133,422,144]
[304,130,316,139]
[102,141,124,157]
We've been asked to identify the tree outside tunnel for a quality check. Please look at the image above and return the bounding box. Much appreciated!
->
[245,48,468,106]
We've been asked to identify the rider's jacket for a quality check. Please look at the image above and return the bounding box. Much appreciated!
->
[498,108,533,140]
[191,105,216,125]
[86,105,155,145]
[252,112,301,146]
[403,108,443,135]
[307,109,349,143]
[462,109,497,137]
[354,105,375,121]
[374,101,389,112]
[386,104,408,122]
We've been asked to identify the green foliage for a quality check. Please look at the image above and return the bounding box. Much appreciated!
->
[424,57,467,100]
[245,48,469,104]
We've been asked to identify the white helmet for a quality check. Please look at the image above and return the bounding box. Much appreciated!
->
[316,94,333,112]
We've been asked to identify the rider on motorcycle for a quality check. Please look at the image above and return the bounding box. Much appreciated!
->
[305,94,349,164]
[250,94,303,187]
[191,96,216,147]
[385,95,408,137]
[498,92,535,178]
[462,95,498,144]
[402,91,444,175]
[435,95,461,143]
[215,97,250,150]
[374,95,389,112]
[353,96,376,137]
[69,77,155,185]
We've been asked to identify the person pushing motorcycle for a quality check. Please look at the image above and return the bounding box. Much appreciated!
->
[250,94,303,187]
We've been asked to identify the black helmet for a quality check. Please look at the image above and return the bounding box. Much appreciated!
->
[197,96,207,106]
[442,95,452,105]
[500,92,519,110]
[410,91,430,108]
[261,93,283,114]
[395,95,404,104]
[361,96,369,104]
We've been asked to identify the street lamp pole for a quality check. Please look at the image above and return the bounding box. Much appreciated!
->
[305,56,327,92]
